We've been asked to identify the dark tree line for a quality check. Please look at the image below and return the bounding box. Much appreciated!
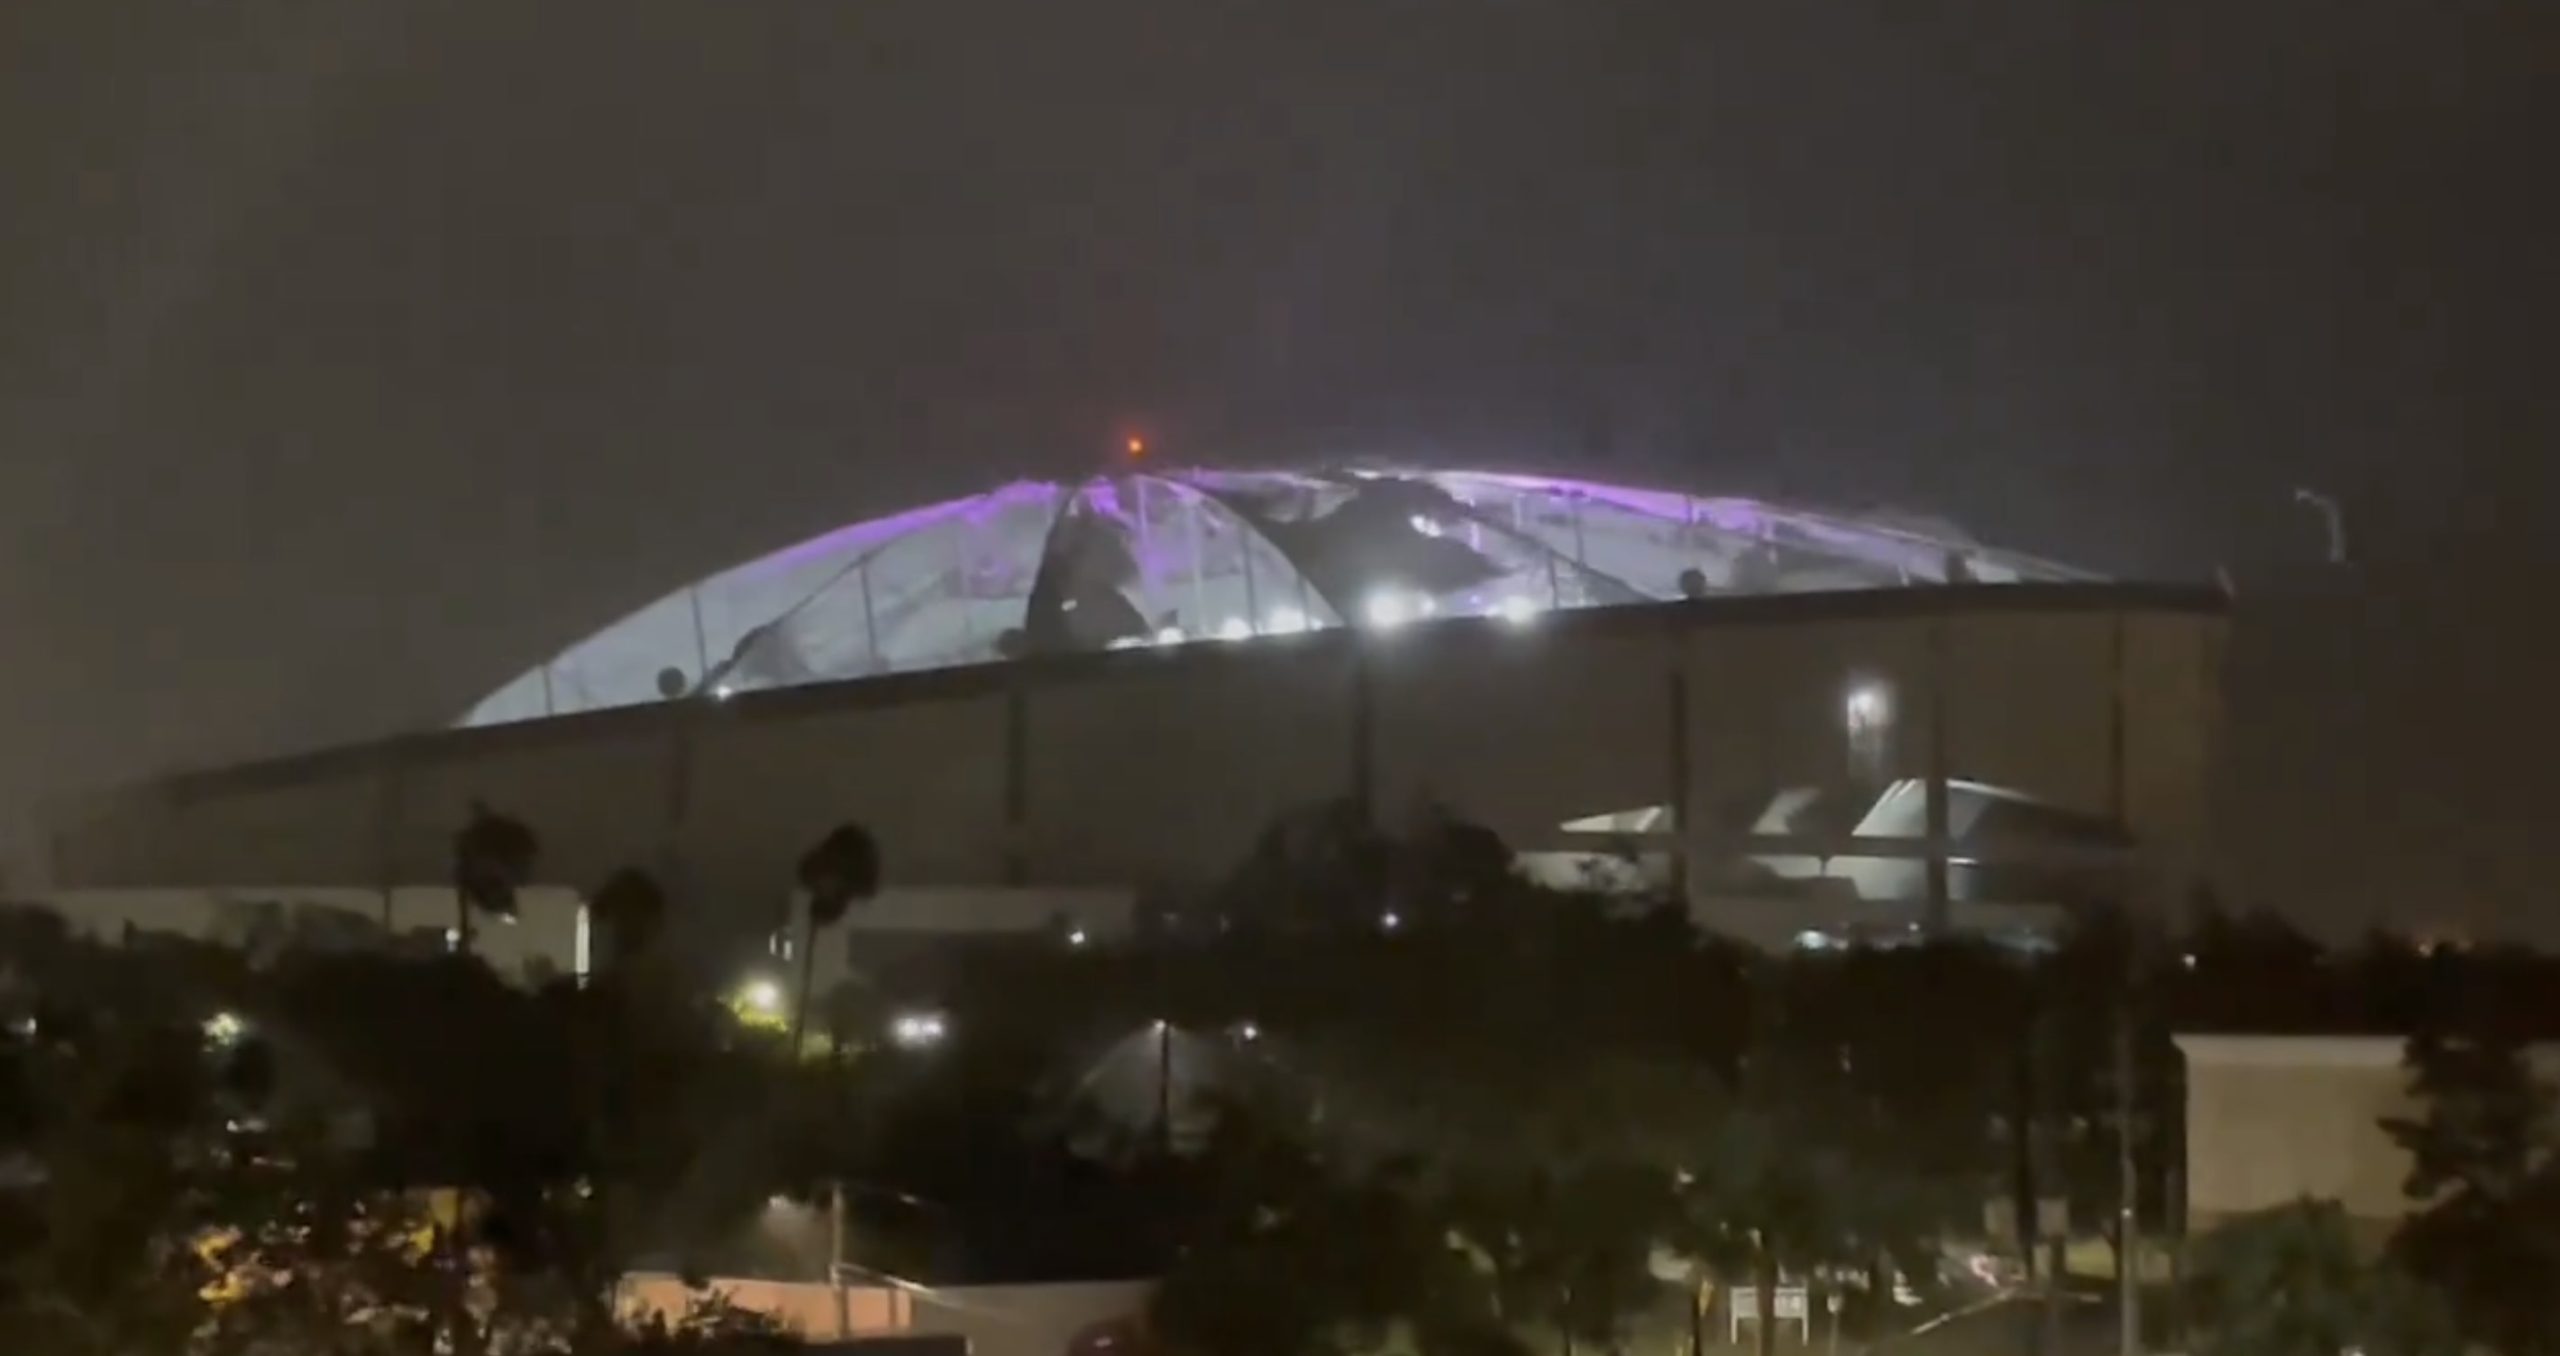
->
[2,797,2556,1355]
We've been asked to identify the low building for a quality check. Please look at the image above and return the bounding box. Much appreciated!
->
[618,1274,1152,1356]
[2174,1033,2560,1248]
[19,885,589,987]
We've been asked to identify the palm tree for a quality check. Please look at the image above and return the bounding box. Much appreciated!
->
[451,802,538,958]
[789,823,880,1053]
[588,868,669,975]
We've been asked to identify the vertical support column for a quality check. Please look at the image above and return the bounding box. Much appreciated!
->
[1923,619,1952,933]
[1185,490,1209,630]
[2109,615,2130,827]
[688,585,712,686]
[952,517,977,647]
[659,710,696,908]
[1240,520,1262,630]
[1349,647,1377,821]
[1135,477,1157,623]
[858,560,882,674]
[1002,684,1029,886]
[2108,613,2137,920]
[375,742,405,927]
[1666,658,1693,908]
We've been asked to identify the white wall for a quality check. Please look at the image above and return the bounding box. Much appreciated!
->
[618,1273,1153,1356]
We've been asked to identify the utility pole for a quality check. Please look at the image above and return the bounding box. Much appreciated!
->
[2115,999,2141,1356]
[2034,1009,2065,1356]
[830,1180,850,1339]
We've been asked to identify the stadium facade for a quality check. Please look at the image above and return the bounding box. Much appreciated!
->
[37,467,2224,964]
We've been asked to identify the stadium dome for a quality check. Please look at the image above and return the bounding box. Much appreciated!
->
[464,467,2097,727]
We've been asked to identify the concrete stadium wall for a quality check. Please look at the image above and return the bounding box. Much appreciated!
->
[44,586,2224,921]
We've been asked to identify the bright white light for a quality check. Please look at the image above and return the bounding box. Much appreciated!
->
[1265,606,1309,634]
[1843,682,1891,731]
[1409,513,1443,538]
[1380,911,1403,932]
[1234,1021,1261,1043]
[711,683,736,702]
[1363,592,1414,630]
[1106,635,1148,651]
[890,1010,949,1049]
[1217,617,1254,641]
[737,977,784,1016]
[1067,926,1089,948]
[202,1011,246,1047]
[1154,625,1186,646]
[1497,594,1540,625]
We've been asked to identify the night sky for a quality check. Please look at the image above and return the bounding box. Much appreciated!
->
[3,3,2552,936]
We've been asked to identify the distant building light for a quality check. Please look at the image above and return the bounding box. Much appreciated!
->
[1234,1021,1261,1043]
[1265,606,1310,635]
[1409,514,1443,538]
[1380,910,1403,932]
[1153,625,1186,646]
[890,1011,948,1049]
[1794,930,1841,952]
[1497,594,1540,625]
[711,683,736,702]
[1066,926,1090,948]
[1216,617,1254,641]
[202,1011,247,1047]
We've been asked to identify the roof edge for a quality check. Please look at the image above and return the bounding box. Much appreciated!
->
[84,580,2226,810]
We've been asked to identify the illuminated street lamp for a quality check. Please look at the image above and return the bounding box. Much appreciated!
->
[735,977,784,1021]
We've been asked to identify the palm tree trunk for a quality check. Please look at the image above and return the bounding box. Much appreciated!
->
[787,911,817,1054]
[1755,1244,1778,1356]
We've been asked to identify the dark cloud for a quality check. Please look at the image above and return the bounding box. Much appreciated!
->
[3,1,2552,933]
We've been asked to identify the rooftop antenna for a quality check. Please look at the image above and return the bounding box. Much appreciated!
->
[2293,487,2347,565]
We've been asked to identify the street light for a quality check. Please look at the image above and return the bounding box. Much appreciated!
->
[736,977,784,1019]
